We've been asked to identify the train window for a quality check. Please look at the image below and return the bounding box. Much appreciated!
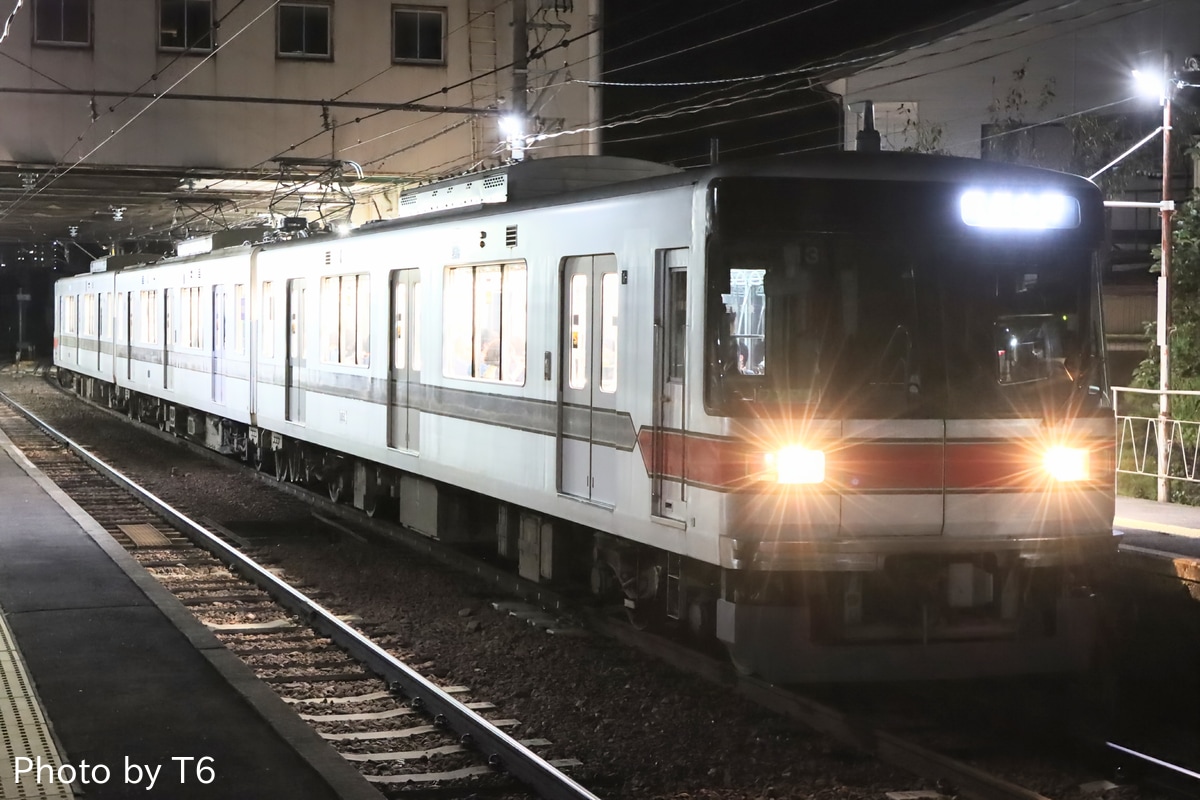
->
[500,268,524,383]
[178,289,187,345]
[62,295,77,334]
[291,282,306,360]
[321,274,370,366]
[100,292,110,338]
[83,293,96,336]
[728,269,765,375]
[356,276,370,366]
[394,283,407,370]
[140,290,159,345]
[600,272,619,392]
[234,284,247,354]
[261,282,275,358]
[667,269,686,382]
[412,282,423,373]
[568,274,587,389]
[180,286,202,347]
[442,262,526,384]
[474,266,502,379]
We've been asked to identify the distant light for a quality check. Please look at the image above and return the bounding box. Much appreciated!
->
[960,189,1080,229]
[1132,68,1166,103]
[500,115,527,161]
[334,221,352,237]
[499,115,524,137]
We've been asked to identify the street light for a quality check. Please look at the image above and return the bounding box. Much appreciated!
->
[1134,53,1176,502]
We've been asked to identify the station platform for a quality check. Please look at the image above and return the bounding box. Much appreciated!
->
[0,430,380,799]
[1115,496,1200,557]
[1113,497,1200,593]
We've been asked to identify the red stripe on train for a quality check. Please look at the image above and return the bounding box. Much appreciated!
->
[636,428,1113,491]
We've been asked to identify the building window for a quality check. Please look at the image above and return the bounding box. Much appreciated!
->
[278,3,331,59]
[160,0,214,51]
[392,6,444,64]
[34,0,90,46]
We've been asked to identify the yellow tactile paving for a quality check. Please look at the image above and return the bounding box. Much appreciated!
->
[0,608,74,800]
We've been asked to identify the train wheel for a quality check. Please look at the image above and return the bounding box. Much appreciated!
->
[686,594,716,640]
[728,648,757,678]
[363,491,382,518]
[273,449,289,481]
[625,603,661,631]
[289,450,304,483]
[327,471,346,502]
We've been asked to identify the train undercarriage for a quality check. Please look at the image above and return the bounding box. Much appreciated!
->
[62,371,1107,682]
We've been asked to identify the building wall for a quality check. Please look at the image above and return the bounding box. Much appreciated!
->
[0,0,599,176]
[832,0,1196,160]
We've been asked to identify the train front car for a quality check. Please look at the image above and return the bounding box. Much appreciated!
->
[701,155,1114,681]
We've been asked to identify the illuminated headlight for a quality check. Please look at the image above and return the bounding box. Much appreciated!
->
[765,446,825,485]
[1044,446,1089,482]
[960,189,1080,229]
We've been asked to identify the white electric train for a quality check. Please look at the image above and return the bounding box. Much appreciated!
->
[54,153,1116,681]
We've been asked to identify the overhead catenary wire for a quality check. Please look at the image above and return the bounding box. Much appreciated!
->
[0,0,283,227]
[2,0,1160,242]
[529,0,1169,165]
[0,0,23,48]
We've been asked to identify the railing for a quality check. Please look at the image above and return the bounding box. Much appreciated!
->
[1113,386,1200,500]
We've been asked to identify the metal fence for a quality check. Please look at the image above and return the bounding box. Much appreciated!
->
[1113,386,1200,499]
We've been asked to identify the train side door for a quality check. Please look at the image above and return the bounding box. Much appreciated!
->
[387,269,421,452]
[559,254,618,506]
[285,278,306,424]
[212,285,226,404]
[652,249,688,522]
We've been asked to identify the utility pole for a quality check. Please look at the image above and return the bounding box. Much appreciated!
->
[510,0,528,160]
[1158,50,1174,503]
[587,0,602,155]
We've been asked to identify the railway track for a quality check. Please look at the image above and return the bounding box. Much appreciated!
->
[4,372,1194,800]
[0,394,595,799]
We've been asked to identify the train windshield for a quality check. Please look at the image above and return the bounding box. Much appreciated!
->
[706,179,1107,420]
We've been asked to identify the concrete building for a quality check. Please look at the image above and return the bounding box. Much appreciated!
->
[0,0,602,247]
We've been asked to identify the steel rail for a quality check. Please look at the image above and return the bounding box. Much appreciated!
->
[0,389,601,800]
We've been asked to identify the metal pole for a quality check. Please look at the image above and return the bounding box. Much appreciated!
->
[1158,51,1173,503]
[587,0,602,155]
[510,0,528,160]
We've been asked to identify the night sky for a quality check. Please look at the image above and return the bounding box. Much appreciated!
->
[599,0,1007,165]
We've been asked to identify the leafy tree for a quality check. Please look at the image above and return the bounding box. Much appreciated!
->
[1132,186,1200,391]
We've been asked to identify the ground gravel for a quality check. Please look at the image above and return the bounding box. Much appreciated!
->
[0,367,1024,799]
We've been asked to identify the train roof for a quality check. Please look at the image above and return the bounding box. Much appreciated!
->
[358,151,1102,233]
[93,152,1101,268]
